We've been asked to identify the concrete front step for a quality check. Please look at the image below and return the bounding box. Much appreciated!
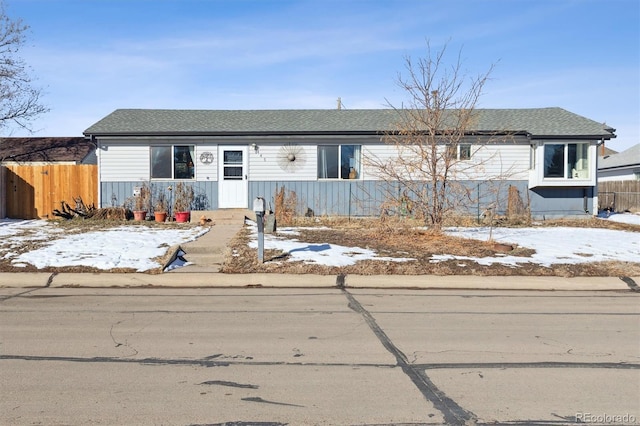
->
[190,209,254,224]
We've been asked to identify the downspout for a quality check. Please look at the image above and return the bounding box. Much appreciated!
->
[593,139,603,216]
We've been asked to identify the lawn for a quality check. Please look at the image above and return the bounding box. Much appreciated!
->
[222,215,640,277]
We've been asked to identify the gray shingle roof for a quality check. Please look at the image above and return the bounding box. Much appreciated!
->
[84,107,615,138]
[599,143,640,169]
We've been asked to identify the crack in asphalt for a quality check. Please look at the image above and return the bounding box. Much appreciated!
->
[199,380,259,389]
[341,288,477,426]
[241,396,304,408]
[2,354,637,371]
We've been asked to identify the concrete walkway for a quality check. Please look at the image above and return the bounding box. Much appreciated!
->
[0,209,638,291]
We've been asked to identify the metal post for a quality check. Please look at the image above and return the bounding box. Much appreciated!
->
[253,197,265,263]
[256,211,264,263]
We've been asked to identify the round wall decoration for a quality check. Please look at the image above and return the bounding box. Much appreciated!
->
[199,151,214,164]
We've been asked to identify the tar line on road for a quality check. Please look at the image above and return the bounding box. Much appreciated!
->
[339,284,477,425]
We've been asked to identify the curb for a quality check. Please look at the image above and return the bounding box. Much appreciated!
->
[0,272,637,291]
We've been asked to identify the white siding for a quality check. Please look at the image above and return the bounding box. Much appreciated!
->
[462,144,530,180]
[363,143,530,181]
[598,167,639,182]
[99,145,149,182]
[195,145,218,181]
[249,144,317,181]
[362,144,399,180]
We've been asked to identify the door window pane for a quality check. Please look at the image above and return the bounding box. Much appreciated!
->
[224,151,243,164]
[224,166,243,180]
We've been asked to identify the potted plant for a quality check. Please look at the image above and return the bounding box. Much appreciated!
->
[172,182,194,223]
[153,191,168,223]
[132,183,150,221]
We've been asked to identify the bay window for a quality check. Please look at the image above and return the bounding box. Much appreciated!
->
[151,145,195,179]
[318,145,361,179]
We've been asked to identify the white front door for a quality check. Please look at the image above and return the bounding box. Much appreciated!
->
[218,146,248,208]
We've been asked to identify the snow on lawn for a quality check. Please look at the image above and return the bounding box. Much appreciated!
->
[442,226,639,267]
[437,212,640,268]
[0,219,208,272]
[247,215,639,269]
[597,211,640,225]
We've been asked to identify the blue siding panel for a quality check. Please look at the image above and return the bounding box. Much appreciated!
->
[101,181,218,212]
[103,180,593,219]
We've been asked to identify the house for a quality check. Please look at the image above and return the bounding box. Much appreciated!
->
[597,143,640,212]
[598,143,640,182]
[83,107,615,220]
[0,137,96,165]
[0,137,97,219]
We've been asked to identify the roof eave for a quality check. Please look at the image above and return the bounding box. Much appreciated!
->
[530,134,616,140]
[83,130,387,138]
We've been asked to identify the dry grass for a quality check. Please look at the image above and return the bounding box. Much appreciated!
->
[221,216,640,277]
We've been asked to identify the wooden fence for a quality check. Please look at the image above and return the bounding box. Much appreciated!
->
[598,180,640,212]
[0,166,6,219]
[3,164,98,219]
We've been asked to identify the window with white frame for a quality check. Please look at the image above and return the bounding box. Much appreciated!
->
[446,143,471,161]
[151,145,195,179]
[543,142,589,179]
[317,145,361,179]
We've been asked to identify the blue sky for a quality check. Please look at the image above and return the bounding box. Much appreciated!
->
[7,0,640,151]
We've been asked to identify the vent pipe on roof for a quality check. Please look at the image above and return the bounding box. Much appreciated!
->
[337,97,342,110]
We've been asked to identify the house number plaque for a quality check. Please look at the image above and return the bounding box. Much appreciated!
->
[199,151,214,164]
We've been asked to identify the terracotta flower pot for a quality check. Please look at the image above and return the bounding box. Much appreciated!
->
[174,211,190,223]
[154,212,167,223]
[133,210,147,221]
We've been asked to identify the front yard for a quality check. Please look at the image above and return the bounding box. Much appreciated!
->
[1,214,638,277]
[222,216,640,277]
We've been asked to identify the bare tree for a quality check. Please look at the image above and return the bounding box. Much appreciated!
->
[0,1,47,133]
[365,41,498,231]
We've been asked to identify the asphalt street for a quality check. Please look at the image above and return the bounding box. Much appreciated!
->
[1,287,639,425]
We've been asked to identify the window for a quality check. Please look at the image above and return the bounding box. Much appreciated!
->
[543,143,589,179]
[151,145,195,179]
[446,144,471,160]
[222,150,243,180]
[318,145,361,179]
[459,144,471,160]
